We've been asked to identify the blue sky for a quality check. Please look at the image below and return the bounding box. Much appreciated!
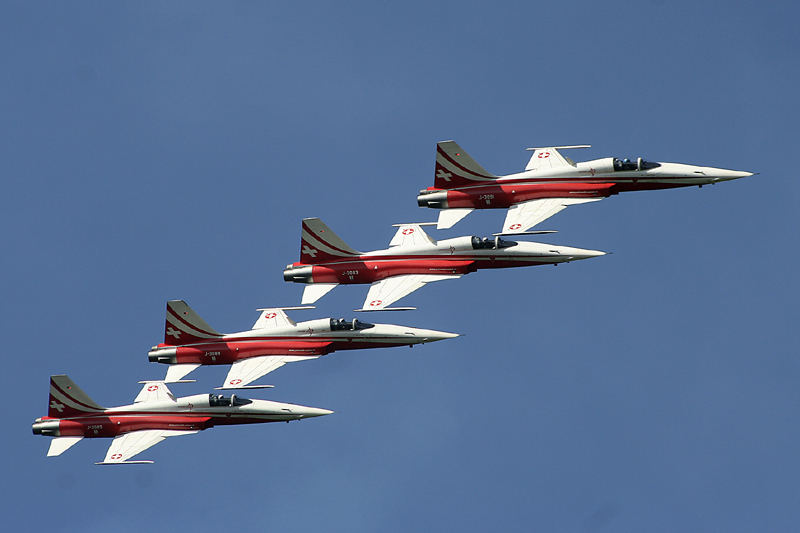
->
[2,1,798,531]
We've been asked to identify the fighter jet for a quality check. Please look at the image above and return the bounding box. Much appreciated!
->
[417,141,754,233]
[33,375,331,464]
[148,300,459,389]
[283,218,606,310]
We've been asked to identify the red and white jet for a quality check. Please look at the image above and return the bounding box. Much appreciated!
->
[417,141,754,233]
[33,375,331,464]
[148,300,458,389]
[283,218,606,310]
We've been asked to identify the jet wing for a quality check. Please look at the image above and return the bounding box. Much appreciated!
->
[134,381,176,403]
[524,145,590,172]
[96,429,198,465]
[360,274,461,310]
[389,224,437,248]
[502,198,602,234]
[253,308,296,329]
[218,354,321,389]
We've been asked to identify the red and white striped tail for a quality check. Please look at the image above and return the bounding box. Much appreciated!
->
[164,300,222,346]
[48,375,104,418]
[434,140,498,189]
[299,218,361,265]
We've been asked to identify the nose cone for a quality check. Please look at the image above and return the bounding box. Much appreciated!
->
[416,329,460,343]
[555,246,607,262]
[399,326,461,344]
[705,167,754,182]
[298,407,334,419]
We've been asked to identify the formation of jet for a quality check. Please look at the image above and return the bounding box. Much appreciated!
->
[417,141,754,233]
[33,375,331,464]
[149,300,458,388]
[36,138,752,463]
[284,218,606,310]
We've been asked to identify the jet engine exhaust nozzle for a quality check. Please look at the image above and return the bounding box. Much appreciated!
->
[284,265,313,283]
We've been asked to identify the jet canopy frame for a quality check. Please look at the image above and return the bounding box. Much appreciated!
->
[471,236,518,250]
[613,157,661,171]
[329,318,375,331]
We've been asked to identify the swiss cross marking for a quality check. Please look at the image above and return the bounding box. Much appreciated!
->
[402,228,414,235]
[50,400,65,413]
[369,300,383,307]
[537,151,551,159]
[147,385,159,392]
[110,453,123,460]
[302,245,318,258]
[436,169,452,182]
[263,312,277,319]
[509,224,522,230]
[166,327,181,339]
[229,379,242,385]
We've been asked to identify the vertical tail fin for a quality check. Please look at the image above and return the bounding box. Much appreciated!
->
[164,300,222,346]
[434,141,497,189]
[300,218,362,265]
[49,375,105,418]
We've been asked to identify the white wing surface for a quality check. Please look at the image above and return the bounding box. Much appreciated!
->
[524,145,589,172]
[437,208,473,230]
[47,436,83,457]
[360,274,461,310]
[134,381,176,403]
[389,224,436,248]
[302,283,338,304]
[502,198,602,234]
[219,355,320,389]
[97,429,198,464]
[164,363,201,383]
[253,308,296,329]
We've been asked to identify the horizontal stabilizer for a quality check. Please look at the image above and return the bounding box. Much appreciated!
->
[164,363,201,383]
[47,436,83,457]
[301,283,338,304]
[437,208,473,230]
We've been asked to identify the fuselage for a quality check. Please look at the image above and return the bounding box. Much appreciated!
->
[418,158,753,211]
[149,318,458,366]
[32,394,332,439]
[284,235,605,285]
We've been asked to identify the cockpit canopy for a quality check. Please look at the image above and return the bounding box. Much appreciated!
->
[330,318,375,331]
[209,393,252,407]
[613,157,661,171]
[471,236,518,250]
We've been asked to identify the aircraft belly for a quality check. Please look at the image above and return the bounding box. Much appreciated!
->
[55,415,212,437]
[174,341,332,364]
[310,260,475,283]
[447,182,616,209]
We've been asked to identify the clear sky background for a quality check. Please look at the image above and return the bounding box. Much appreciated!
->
[2,1,798,531]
